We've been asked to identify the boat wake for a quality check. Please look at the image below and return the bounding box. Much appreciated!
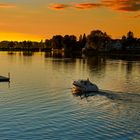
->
[72,89,140,103]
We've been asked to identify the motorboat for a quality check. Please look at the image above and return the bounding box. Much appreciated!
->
[72,79,99,93]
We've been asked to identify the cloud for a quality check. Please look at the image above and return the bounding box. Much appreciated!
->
[48,3,69,10]
[101,0,140,12]
[0,3,16,8]
[73,2,102,9]
[48,2,102,10]
[132,14,140,18]
[48,1,140,13]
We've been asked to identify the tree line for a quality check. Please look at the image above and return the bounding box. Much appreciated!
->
[0,30,140,56]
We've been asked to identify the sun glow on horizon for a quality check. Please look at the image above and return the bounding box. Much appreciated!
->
[0,32,47,42]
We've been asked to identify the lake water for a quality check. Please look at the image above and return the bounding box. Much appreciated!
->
[0,51,140,140]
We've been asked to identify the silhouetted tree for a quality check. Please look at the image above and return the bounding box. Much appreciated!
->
[127,31,134,39]
[0,29,139,55]
[79,33,87,48]
[125,31,136,48]
[121,35,126,50]
[63,35,80,57]
[44,39,52,51]
[87,30,111,51]
[51,35,63,49]
[8,41,15,50]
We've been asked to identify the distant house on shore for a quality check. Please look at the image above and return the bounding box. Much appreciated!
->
[109,39,122,51]
[83,39,122,53]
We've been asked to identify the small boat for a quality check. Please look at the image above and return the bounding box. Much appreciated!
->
[0,76,10,82]
[0,73,10,82]
[72,79,99,93]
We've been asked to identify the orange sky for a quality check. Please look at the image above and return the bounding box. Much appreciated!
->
[0,0,140,41]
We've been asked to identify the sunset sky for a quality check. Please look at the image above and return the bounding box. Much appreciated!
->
[0,0,140,41]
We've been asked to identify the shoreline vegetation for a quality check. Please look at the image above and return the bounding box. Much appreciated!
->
[0,29,140,57]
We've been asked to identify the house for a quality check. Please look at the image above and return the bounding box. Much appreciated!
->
[109,39,122,51]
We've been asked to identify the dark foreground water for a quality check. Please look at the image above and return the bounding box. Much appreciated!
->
[0,52,140,140]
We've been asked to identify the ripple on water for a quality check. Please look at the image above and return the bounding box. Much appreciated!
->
[0,53,140,140]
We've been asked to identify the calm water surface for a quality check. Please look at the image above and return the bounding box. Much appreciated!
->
[0,52,140,140]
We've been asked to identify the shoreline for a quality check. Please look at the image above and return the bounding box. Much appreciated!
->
[0,50,140,59]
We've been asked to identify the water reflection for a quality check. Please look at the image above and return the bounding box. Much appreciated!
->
[2,51,140,93]
[86,56,106,76]
[7,51,16,55]
[108,55,140,61]
[126,61,133,74]
[7,51,34,56]
[44,52,52,58]
[44,51,64,58]
[23,51,34,56]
